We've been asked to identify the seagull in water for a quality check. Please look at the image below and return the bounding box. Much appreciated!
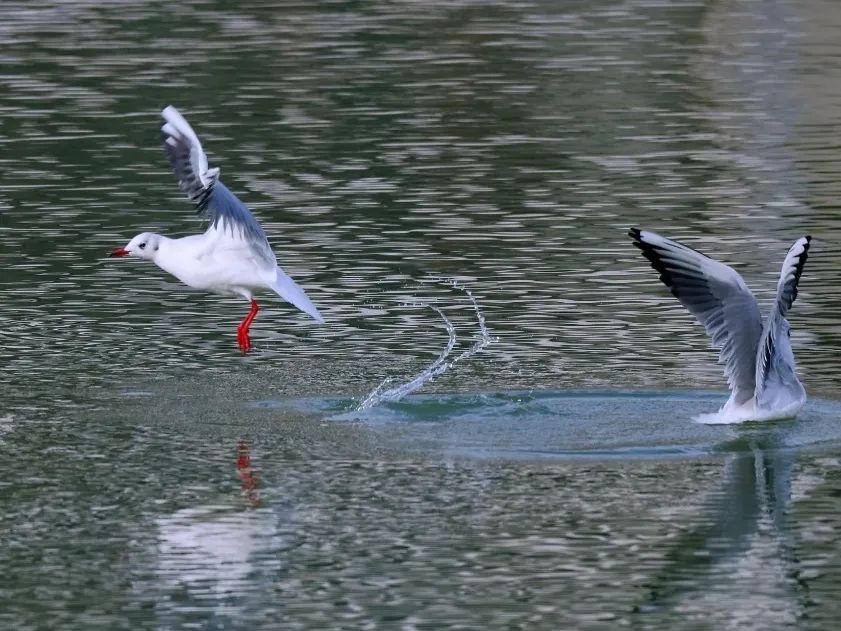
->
[629,229,811,424]
[110,106,324,352]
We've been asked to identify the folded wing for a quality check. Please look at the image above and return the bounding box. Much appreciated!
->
[629,228,764,405]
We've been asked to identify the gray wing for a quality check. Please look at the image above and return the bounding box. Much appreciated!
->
[771,235,811,320]
[755,236,811,395]
[630,228,763,405]
[160,106,275,266]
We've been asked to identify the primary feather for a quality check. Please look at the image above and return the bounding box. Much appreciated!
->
[630,228,763,405]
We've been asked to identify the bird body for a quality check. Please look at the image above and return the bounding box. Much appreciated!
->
[111,107,323,352]
[630,229,811,424]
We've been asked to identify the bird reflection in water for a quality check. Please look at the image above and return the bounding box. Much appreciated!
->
[237,440,260,507]
[634,427,812,625]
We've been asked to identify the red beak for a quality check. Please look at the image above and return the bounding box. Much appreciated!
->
[109,248,130,257]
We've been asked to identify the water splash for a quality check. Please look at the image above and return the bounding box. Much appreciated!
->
[357,282,495,411]
[447,281,495,368]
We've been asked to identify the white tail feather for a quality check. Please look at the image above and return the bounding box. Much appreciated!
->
[271,266,324,323]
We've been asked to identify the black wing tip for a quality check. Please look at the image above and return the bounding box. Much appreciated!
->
[789,235,811,304]
[628,227,646,252]
[628,227,674,288]
[795,235,811,267]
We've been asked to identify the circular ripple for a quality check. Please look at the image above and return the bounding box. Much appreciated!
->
[262,390,841,460]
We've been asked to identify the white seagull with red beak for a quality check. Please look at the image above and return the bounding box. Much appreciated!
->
[110,106,324,352]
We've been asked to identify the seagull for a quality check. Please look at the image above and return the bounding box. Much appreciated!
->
[110,106,324,352]
[629,228,811,423]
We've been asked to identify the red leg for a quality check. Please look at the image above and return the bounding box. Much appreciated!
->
[236,299,259,352]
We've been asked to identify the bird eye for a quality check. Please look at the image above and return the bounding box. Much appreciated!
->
[139,242,147,250]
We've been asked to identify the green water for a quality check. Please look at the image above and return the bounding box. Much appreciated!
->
[2,0,841,628]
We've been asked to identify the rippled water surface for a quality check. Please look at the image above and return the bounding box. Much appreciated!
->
[3,0,841,628]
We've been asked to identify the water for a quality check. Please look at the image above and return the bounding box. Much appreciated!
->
[2,0,841,627]
[358,281,494,410]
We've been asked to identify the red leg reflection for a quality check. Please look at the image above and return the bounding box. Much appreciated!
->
[237,440,260,507]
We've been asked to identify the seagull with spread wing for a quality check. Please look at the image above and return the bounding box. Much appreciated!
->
[110,106,324,352]
[629,228,811,423]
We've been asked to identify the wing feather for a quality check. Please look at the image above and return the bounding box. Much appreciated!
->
[755,236,811,395]
[630,228,764,404]
[160,105,275,267]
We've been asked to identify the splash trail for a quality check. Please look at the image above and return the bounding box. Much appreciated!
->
[357,282,494,411]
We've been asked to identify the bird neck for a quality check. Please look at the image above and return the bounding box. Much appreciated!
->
[149,235,177,271]
[150,234,209,289]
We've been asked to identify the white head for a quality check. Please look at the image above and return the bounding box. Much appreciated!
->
[110,232,163,261]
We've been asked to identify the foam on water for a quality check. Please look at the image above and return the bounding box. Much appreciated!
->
[694,400,805,425]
